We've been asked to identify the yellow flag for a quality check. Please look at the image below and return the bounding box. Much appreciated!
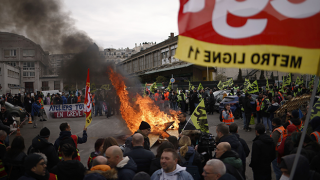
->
[311,98,320,120]
[191,100,209,133]
[247,80,259,94]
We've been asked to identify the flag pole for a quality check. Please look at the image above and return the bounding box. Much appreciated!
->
[289,76,319,180]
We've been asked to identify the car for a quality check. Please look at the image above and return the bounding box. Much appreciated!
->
[1,101,27,123]
[218,94,258,119]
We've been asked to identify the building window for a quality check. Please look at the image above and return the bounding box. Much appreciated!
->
[23,49,35,57]
[4,49,16,57]
[42,81,49,91]
[23,62,35,70]
[54,81,60,90]
[7,62,17,67]
[23,72,35,77]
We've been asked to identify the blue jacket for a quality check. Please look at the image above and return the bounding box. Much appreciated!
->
[61,96,67,104]
[117,157,137,180]
[124,146,155,173]
[151,169,194,180]
[54,131,87,151]
[31,102,41,116]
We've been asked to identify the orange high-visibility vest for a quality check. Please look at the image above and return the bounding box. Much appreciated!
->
[92,94,95,106]
[58,135,80,161]
[154,93,160,101]
[256,99,261,111]
[222,110,234,126]
[278,92,284,101]
[311,131,320,144]
[77,96,81,103]
[164,92,169,101]
[271,126,287,151]
[288,121,302,132]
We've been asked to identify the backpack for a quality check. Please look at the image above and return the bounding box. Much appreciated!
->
[59,136,78,159]
[179,152,201,180]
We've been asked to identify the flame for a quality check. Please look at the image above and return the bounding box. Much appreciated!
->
[108,68,179,136]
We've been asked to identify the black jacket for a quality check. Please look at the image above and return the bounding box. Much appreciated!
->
[191,92,199,104]
[149,158,161,175]
[249,134,275,173]
[231,133,250,157]
[124,146,155,174]
[261,99,270,117]
[117,157,137,180]
[124,131,151,153]
[218,134,246,170]
[51,160,86,180]
[243,97,252,114]
[178,120,196,134]
[28,135,59,171]
[3,152,27,180]
[178,146,203,177]
[208,94,215,105]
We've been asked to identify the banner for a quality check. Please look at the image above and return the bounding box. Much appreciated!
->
[247,80,259,94]
[84,69,92,128]
[295,76,301,86]
[189,81,195,91]
[190,100,209,133]
[283,73,292,86]
[217,81,223,90]
[43,104,84,119]
[198,83,204,91]
[175,0,320,76]
[243,78,251,91]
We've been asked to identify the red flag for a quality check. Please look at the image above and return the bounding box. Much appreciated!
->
[84,69,92,127]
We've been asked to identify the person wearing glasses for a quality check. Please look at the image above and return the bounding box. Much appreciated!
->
[202,159,236,180]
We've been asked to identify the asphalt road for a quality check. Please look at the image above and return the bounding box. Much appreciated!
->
[10,112,275,180]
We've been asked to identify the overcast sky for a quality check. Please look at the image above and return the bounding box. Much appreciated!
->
[63,0,179,50]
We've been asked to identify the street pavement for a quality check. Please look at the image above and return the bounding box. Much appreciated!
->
[11,112,275,180]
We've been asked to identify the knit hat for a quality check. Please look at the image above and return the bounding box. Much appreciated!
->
[291,110,299,118]
[40,127,50,138]
[287,124,297,133]
[133,172,151,180]
[139,121,151,130]
[24,154,44,171]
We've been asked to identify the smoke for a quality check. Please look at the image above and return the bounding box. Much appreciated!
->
[0,0,92,53]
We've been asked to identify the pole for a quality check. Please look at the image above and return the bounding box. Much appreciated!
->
[207,66,209,81]
[289,76,319,180]
[172,74,174,90]
[180,116,192,134]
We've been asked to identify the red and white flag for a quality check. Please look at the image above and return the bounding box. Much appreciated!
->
[84,69,92,128]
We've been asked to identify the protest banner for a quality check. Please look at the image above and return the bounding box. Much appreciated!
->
[43,104,84,119]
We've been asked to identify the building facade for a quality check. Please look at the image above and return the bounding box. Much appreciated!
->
[49,53,75,75]
[0,32,63,93]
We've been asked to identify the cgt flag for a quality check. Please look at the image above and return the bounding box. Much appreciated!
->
[311,98,320,120]
[266,78,269,90]
[217,81,223,90]
[84,69,92,128]
[283,73,292,86]
[247,80,259,94]
[175,0,320,76]
[191,100,209,133]
[243,79,251,91]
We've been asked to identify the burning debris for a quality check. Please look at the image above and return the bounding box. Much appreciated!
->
[108,68,179,136]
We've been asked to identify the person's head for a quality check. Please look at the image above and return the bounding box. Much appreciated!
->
[132,172,151,180]
[100,137,118,155]
[61,143,75,159]
[24,154,47,176]
[255,123,265,136]
[0,130,7,142]
[224,104,230,110]
[39,127,50,140]
[287,124,297,135]
[203,159,226,180]
[160,148,178,173]
[92,156,108,167]
[132,133,144,147]
[215,142,231,159]
[139,121,151,136]
[167,136,178,150]
[105,145,123,168]
[1,106,6,113]
[178,135,191,157]
[8,136,25,157]
[291,110,299,119]
[156,141,174,158]
[229,123,238,133]
[263,93,267,99]
[216,123,229,139]
[178,112,187,123]
[279,154,310,180]
[59,123,70,132]
[272,118,282,127]
[94,138,105,153]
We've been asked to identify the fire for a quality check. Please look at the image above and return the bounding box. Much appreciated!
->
[108,68,179,136]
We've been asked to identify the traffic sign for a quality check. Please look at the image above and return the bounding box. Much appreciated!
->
[170,78,175,83]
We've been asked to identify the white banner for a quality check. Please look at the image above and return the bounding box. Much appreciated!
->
[43,104,84,119]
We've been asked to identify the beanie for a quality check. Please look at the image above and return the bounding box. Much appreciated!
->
[40,127,50,138]
[139,121,151,130]
[24,154,44,171]
[133,172,151,180]
[292,110,299,118]
[287,124,297,133]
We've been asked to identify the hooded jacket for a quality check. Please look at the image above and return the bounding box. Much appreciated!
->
[250,134,275,173]
[53,131,87,151]
[124,146,155,174]
[231,133,250,157]
[50,160,86,180]
[116,156,137,180]
[267,102,279,119]
[218,134,246,171]
[27,135,59,171]
[150,164,193,180]
[219,150,244,180]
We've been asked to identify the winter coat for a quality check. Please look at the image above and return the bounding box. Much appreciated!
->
[151,165,193,180]
[27,135,59,171]
[31,103,41,117]
[124,146,155,174]
[249,134,275,174]
[219,150,244,180]
[243,97,252,115]
[24,97,32,113]
[191,92,199,104]
[149,158,161,175]
[208,94,215,105]
[267,102,280,120]
[116,156,137,180]
[61,96,67,104]
[218,134,246,170]
[51,160,86,180]
[170,94,178,103]
[231,133,250,157]
[53,131,87,151]
[261,99,270,117]
[219,173,237,180]
[178,146,203,177]
[3,151,27,180]
[18,171,52,180]
[124,130,151,153]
